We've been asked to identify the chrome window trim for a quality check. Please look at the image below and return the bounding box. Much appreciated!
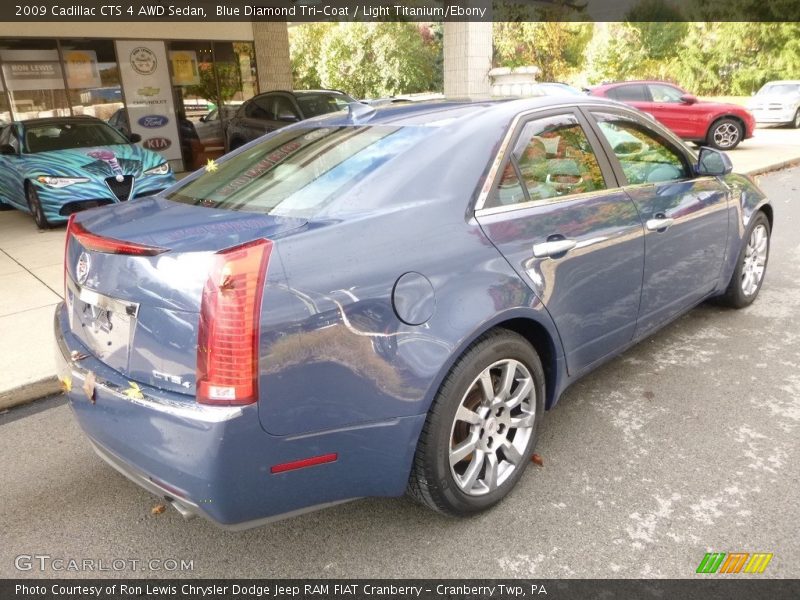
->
[475,102,626,216]
[477,187,622,218]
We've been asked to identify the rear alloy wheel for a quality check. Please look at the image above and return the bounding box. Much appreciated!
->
[718,212,770,308]
[707,118,743,150]
[407,330,544,516]
[26,184,51,230]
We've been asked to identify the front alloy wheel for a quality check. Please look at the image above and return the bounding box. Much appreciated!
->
[792,108,800,129]
[26,184,51,229]
[718,211,770,308]
[741,223,769,297]
[407,330,544,516]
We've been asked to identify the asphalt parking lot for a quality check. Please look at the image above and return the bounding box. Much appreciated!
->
[1,166,798,579]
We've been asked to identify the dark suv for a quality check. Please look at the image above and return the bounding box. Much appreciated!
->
[225,89,356,150]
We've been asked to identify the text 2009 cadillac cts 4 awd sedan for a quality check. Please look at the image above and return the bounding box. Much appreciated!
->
[55,97,773,529]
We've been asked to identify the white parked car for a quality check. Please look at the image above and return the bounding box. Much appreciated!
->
[747,80,800,128]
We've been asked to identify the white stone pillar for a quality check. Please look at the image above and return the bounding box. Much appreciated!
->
[443,18,493,98]
[252,22,294,92]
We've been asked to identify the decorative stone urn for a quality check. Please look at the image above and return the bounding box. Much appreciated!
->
[489,66,542,97]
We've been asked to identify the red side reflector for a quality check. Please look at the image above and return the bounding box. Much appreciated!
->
[270,453,338,474]
[70,221,168,256]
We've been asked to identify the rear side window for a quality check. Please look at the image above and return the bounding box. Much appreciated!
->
[167,125,432,218]
[296,94,351,118]
[607,84,650,102]
[488,113,606,208]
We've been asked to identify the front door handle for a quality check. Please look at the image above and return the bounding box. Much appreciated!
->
[532,239,577,259]
[645,215,674,232]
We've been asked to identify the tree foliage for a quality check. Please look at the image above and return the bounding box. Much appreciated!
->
[584,19,800,95]
[289,22,441,98]
[493,22,593,82]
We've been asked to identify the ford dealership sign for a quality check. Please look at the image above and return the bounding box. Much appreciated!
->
[138,115,169,128]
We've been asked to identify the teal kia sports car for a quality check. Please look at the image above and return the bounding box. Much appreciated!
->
[0,116,176,228]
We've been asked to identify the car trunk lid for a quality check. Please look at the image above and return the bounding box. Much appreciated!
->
[64,197,304,397]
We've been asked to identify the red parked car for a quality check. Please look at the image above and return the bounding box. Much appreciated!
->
[590,81,755,150]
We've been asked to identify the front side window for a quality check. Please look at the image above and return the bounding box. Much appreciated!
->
[489,113,606,208]
[592,112,689,185]
[649,84,685,103]
[245,96,271,119]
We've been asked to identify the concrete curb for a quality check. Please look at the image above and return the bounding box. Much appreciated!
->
[0,375,61,411]
[1,159,799,413]
[746,157,800,177]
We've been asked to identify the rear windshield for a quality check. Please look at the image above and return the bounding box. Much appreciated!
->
[167,125,432,218]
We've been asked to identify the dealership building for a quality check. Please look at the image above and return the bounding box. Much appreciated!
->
[0,20,491,171]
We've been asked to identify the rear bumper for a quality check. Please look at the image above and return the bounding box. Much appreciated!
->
[54,303,424,528]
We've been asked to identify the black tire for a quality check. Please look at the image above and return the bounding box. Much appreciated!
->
[0,201,13,211]
[717,211,771,308]
[407,329,545,516]
[706,118,743,150]
[228,137,245,151]
[791,108,800,130]
[26,183,51,229]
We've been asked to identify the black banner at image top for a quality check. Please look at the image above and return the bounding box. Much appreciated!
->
[3,579,800,600]
[3,0,800,22]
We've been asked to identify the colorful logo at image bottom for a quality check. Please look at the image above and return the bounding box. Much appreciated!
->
[696,552,773,574]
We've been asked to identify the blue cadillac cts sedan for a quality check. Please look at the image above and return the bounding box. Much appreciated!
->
[55,96,772,528]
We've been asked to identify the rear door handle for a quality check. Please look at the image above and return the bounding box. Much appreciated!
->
[645,215,674,232]
[532,239,577,259]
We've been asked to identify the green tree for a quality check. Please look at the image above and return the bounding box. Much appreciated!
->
[493,21,593,82]
[290,22,441,98]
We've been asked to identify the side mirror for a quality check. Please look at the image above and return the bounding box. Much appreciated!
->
[128,133,142,144]
[696,147,733,176]
[0,144,16,155]
[199,115,208,122]
[680,94,698,105]
[277,113,299,123]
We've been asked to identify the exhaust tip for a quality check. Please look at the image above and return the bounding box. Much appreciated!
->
[167,497,197,520]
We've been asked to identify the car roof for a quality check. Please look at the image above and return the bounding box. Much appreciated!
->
[308,95,624,128]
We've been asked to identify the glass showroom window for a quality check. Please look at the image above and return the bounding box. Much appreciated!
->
[0,39,70,120]
[61,39,122,123]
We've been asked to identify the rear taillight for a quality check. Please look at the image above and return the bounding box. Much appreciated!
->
[196,239,272,406]
[70,221,168,256]
[64,214,77,298]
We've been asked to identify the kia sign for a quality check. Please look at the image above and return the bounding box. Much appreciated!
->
[138,115,169,128]
[143,137,172,151]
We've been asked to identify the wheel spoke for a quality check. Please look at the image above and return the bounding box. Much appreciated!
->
[505,376,532,410]
[501,439,523,465]
[460,450,485,491]
[483,452,499,491]
[510,410,536,430]
[450,434,479,466]
[497,360,518,400]
[456,404,483,426]
[478,371,494,404]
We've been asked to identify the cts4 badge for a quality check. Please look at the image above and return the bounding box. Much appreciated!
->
[76,251,91,285]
